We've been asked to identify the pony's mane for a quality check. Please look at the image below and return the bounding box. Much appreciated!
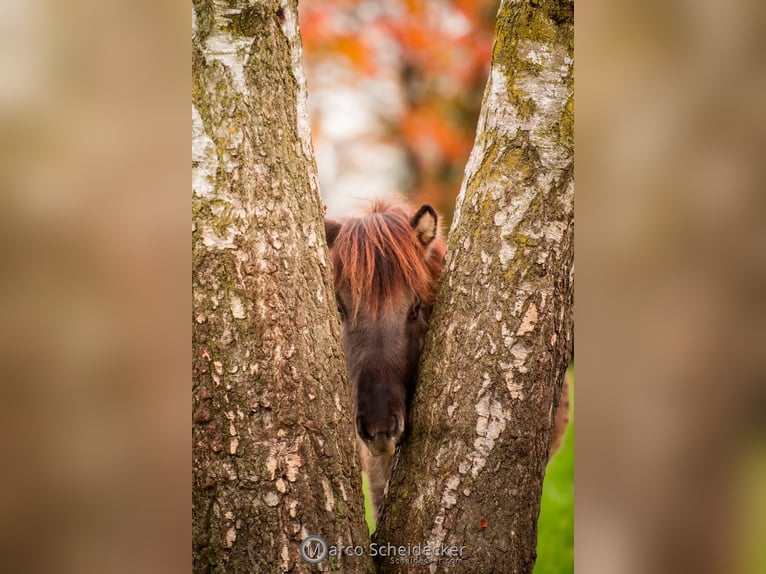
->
[331,199,444,320]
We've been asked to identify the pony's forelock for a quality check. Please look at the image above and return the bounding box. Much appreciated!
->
[330,200,443,321]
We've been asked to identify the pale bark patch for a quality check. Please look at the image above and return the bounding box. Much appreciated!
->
[321,478,336,512]
[516,303,539,335]
[230,294,245,319]
[192,104,217,198]
[280,1,317,174]
[225,527,237,547]
[264,491,280,507]
[203,13,252,94]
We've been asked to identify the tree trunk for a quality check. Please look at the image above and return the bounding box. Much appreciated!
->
[192,2,372,572]
[374,0,573,572]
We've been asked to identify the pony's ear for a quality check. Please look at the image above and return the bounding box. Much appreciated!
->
[325,219,342,248]
[410,204,438,247]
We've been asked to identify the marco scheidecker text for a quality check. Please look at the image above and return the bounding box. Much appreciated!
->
[299,535,466,564]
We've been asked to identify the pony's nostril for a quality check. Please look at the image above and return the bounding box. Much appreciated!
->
[356,416,373,441]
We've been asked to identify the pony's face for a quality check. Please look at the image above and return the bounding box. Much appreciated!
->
[334,283,428,456]
[326,203,442,457]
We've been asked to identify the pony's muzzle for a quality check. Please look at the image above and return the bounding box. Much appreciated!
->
[368,433,397,457]
[356,413,402,456]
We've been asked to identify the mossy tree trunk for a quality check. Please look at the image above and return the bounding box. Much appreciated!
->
[192,1,372,572]
[374,0,573,572]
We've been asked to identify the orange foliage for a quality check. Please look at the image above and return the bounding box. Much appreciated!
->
[300,0,498,219]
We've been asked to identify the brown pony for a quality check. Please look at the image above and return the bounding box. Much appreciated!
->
[325,198,445,524]
[324,198,570,526]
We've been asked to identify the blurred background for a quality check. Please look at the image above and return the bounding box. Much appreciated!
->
[300,0,496,225]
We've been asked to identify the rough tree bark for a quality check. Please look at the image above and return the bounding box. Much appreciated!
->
[374,0,573,572]
[192,1,372,572]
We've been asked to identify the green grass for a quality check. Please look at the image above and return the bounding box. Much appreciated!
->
[362,473,375,534]
[534,367,574,574]
[736,437,766,574]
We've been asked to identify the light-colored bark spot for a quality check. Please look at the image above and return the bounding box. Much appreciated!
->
[334,393,343,412]
[288,500,298,518]
[427,475,464,568]
[276,478,287,493]
[202,7,252,94]
[228,422,237,436]
[266,456,278,480]
[225,526,237,547]
[441,475,460,509]
[499,242,516,267]
[264,491,280,507]
[544,221,566,243]
[281,1,316,174]
[192,105,217,199]
[229,437,239,454]
[487,66,520,137]
[202,226,237,250]
[515,40,572,173]
[230,294,245,319]
[285,453,303,482]
[214,362,224,376]
[281,544,290,571]
[223,462,238,481]
[511,344,531,372]
[516,303,538,335]
[224,511,234,520]
[321,478,335,512]
[467,392,509,478]
[435,444,452,468]
[506,377,525,401]
[493,192,536,270]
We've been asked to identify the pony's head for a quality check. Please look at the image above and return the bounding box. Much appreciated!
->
[325,199,444,456]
